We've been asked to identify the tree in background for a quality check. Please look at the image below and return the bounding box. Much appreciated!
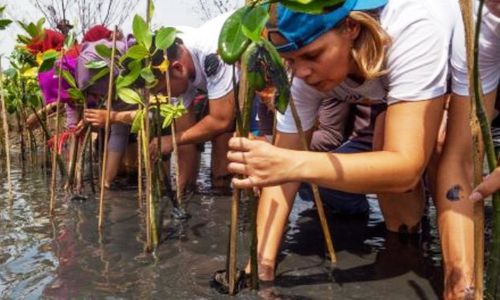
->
[194,0,243,21]
[31,0,139,36]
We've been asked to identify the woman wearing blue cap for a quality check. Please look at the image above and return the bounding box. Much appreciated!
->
[226,0,462,297]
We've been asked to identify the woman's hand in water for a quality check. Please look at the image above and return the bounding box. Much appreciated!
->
[227,137,302,188]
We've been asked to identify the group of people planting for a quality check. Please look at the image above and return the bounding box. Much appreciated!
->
[21,0,500,298]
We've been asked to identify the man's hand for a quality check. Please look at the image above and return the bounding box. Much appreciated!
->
[84,109,113,128]
[26,114,39,130]
[149,135,173,162]
[470,167,500,201]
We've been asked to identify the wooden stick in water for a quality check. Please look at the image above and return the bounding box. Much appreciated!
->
[98,27,118,229]
[0,59,12,198]
[288,93,337,263]
[49,49,65,215]
[164,54,183,207]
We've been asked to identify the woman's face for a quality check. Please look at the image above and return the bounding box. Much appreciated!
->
[275,23,358,92]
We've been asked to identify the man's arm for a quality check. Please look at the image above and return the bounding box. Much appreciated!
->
[84,109,136,127]
[176,91,235,145]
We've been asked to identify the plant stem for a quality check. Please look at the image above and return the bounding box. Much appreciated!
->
[30,106,67,177]
[0,59,12,198]
[98,28,118,229]
[239,55,258,290]
[49,49,65,215]
[228,65,242,296]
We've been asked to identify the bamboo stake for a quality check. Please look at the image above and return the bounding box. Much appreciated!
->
[98,28,118,229]
[0,59,12,198]
[459,2,484,298]
[164,53,182,207]
[141,124,152,249]
[137,130,143,208]
[49,49,65,215]
[142,0,159,251]
[459,0,500,298]
[288,91,336,264]
[471,1,500,297]
[15,111,25,167]
[469,4,485,300]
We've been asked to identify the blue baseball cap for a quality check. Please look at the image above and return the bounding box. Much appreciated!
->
[269,0,387,52]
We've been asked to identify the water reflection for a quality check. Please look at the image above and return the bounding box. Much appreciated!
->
[0,152,445,299]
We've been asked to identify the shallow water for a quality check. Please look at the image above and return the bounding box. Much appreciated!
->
[0,148,446,299]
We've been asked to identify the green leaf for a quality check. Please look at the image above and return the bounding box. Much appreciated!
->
[280,0,344,14]
[131,109,144,133]
[85,60,107,69]
[140,67,155,84]
[159,102,186,128]
[0,6,5,14]
[0,19,12,30]
[27,23,38,37]
[36,18,45,32]
[162,113,174,128]
[132,15,152,49]
[148,1,155,21]
[95,44,112,59]
[64,32,75,49]
[126,45,149,60]
[261,40,290,114]
[43,51,58,60]
[218,6,252,64]
[116,60,141,89]
[117,87,143,105]
[61,70,77,88]
[155,27,176,50]
[86,67,110,88]
[68,88,85,103]
[17,34,31,45]
[145,79,158,89]
[17,21,36,37]
[39,57,56,72]
[241,5,269,42]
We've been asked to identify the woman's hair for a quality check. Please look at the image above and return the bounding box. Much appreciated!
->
[343,11,391,80]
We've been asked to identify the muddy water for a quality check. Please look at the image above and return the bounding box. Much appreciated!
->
[1,148,444,299]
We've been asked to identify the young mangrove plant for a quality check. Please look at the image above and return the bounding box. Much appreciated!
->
[89,10,186,250]
[216,0,348,294]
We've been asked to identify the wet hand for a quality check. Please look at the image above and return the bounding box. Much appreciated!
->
[25,114,39,130]
[84,109,111,128]
[469,167,500,201]
[149,136,173,162]
[227,137,297,188]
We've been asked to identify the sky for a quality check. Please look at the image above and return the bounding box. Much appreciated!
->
[0,0,242,67]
